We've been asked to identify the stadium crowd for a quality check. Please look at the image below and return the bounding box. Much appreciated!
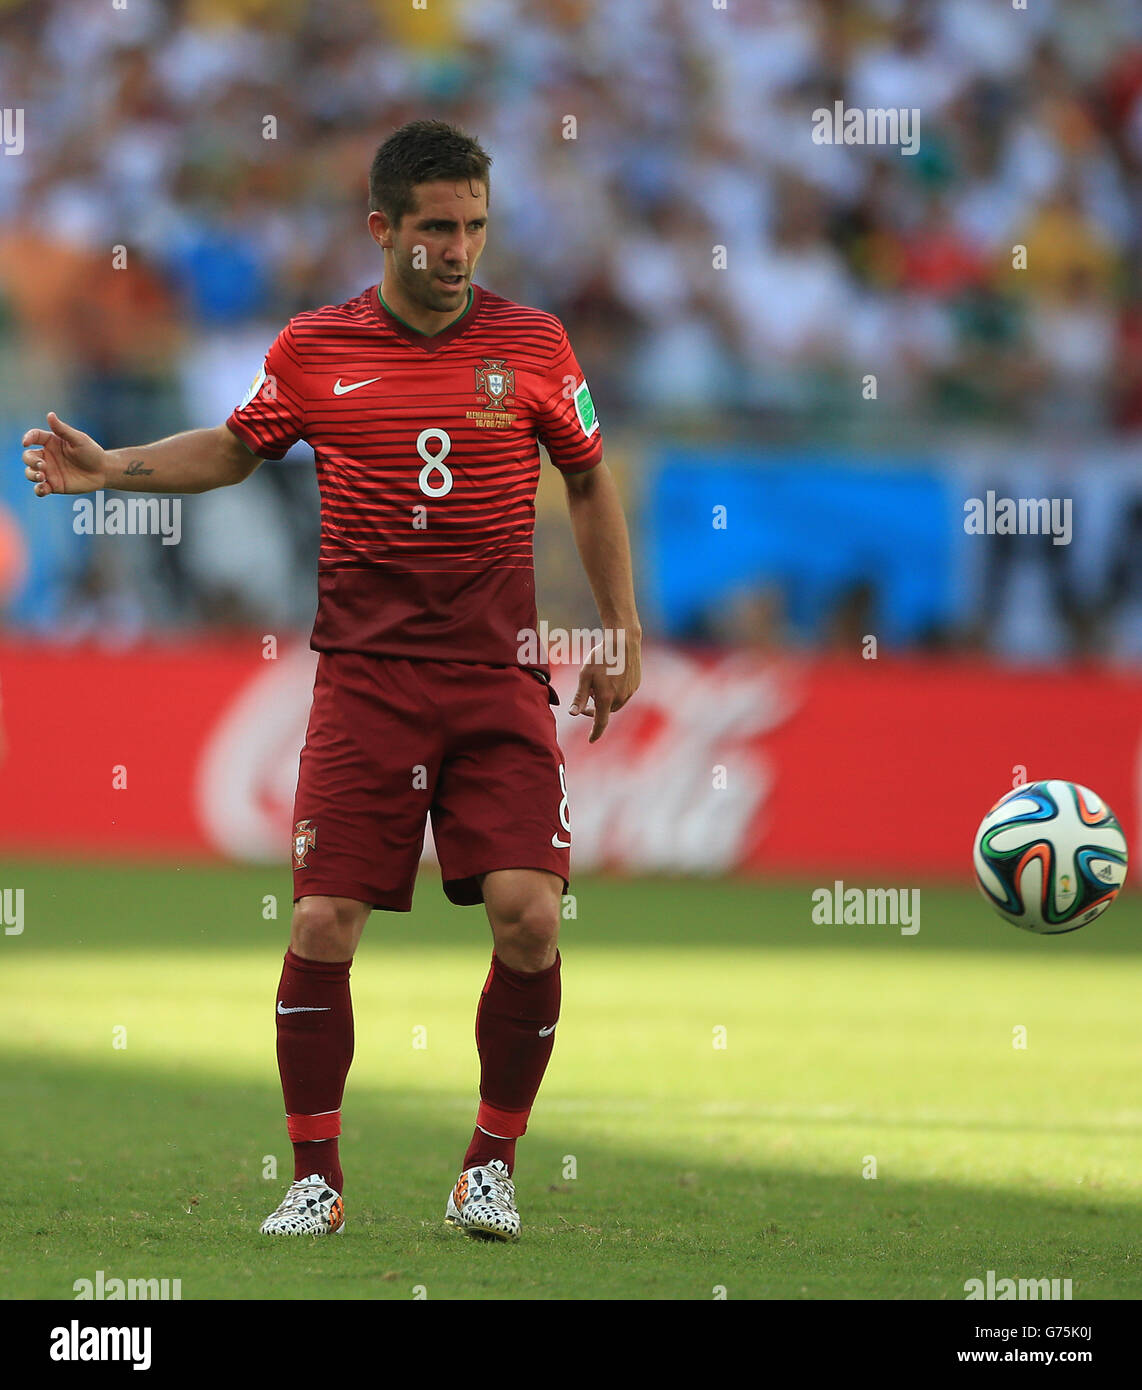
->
[0,0,1139,655]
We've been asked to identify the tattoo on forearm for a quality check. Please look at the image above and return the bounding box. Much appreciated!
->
[123,459,154,476]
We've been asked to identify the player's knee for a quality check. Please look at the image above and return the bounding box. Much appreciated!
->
[492,900,560,971]
[290,896,367,961]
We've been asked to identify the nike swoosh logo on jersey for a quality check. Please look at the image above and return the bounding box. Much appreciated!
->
[539,1024,557,1037]
[551,834,571,848]
[277,1002,332,1014]
[332,376,383,395]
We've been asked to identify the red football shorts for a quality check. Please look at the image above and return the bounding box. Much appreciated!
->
[291,654,572,911]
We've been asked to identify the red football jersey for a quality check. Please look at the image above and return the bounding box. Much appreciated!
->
[225,283,603,668]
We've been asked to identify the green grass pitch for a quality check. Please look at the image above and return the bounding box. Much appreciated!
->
[1,860,1139,1300]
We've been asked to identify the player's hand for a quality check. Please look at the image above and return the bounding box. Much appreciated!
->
[569,631,641,744]
[22,412,108,497]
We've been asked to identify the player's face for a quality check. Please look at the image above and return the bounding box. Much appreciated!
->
[390,180,488,314]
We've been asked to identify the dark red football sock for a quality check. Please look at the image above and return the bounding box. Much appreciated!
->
[275,948,354,1195]
[463,951,561,1175]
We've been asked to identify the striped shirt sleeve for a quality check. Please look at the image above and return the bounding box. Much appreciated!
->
[535,322,603,474]
[225,323,307,460]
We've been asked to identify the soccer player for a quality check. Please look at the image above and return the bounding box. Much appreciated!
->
[22,120,641,1242]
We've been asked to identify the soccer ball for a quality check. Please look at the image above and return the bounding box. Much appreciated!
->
[972,780,1128,934]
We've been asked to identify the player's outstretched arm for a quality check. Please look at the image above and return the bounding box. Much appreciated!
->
[22,413,261,498]
[563,461,642,743]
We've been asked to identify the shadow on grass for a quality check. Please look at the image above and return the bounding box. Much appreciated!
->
[2,1050,1139,1301]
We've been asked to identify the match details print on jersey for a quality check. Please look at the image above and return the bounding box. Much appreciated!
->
[225,284,603,670]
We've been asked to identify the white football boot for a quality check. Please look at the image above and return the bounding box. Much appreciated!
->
[445,1159,521,1242]
[260,1174,345,1235]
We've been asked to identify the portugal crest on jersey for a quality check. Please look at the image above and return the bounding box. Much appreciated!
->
[475,359,514,405]
[293,819,317,868]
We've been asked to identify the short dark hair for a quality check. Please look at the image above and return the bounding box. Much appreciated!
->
[368,119,492,227]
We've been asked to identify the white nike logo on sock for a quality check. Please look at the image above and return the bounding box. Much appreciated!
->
[277,1002,332,1014]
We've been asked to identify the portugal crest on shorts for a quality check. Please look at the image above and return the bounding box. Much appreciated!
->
[293,819,317,869]
[475,359,514,406]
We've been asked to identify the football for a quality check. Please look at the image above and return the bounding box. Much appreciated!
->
[973,780,1129,934]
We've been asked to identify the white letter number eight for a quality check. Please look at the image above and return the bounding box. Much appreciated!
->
[557,764,571,834]
[417,428,453,497]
